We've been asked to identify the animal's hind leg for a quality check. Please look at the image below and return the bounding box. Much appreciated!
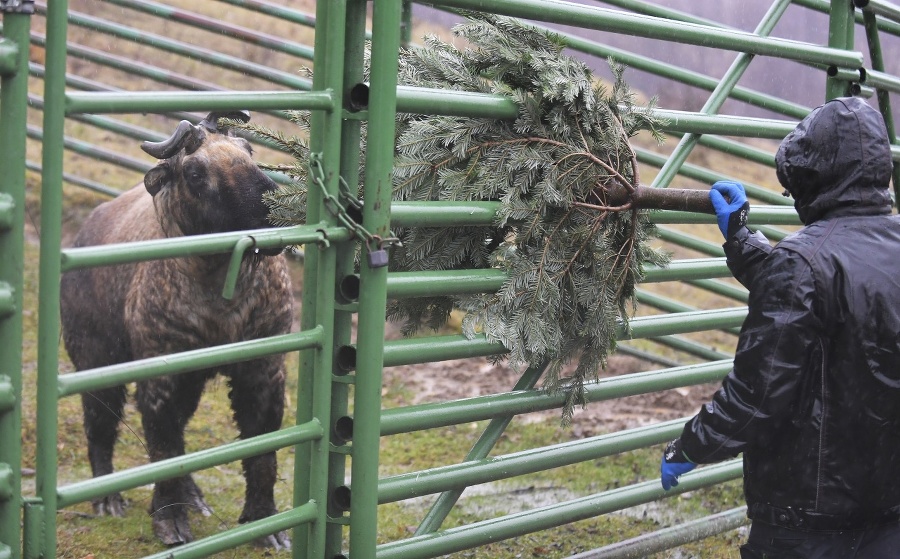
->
[81,386,128,516]
[136,372,209,546]
[226,357,289,550]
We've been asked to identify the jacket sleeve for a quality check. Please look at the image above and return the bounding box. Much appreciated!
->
[680,247,821,464]
[723,226,773,289]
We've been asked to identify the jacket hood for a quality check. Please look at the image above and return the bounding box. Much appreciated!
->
[775,97,893,224]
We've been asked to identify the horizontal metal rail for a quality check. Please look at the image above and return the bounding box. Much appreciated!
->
[0,377,14,414]
[0,283,13,320]
[429,0,863,68]
[56,327,325,397]
[142,501,318,559]
[56,422,323,508]
[0,39,16,76]
[379,308,746,367]
[34,3,311,90]
[0,193,12,231]
[383,258,732,299]
[570,506,749,559]
[216,0,318,29]
[378,419,687,503]
[101,0,316,61]
[390,202,801,228]
[59,223,349,271]
[65,89,332,115]
[380,360,731,435]
[375,461,743,559]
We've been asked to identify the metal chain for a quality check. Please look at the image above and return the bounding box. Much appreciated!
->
[308,153,401,251]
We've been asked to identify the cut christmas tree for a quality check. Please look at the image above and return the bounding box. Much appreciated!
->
[235,14,715,422]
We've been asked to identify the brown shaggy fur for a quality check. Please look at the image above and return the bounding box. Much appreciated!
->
[60,122,293,550]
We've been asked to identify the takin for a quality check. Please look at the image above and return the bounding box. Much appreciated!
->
[60,111,293,550]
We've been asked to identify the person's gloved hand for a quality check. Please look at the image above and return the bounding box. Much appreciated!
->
[709,180,749,239]
[660,438,696,491]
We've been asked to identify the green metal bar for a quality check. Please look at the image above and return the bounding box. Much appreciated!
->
[653,0,792,189]
[641,258,731,282]
[34,3,312,90]
[57,422,323,508]
[647,335,735,362]
[862,9,900,199]
[141,502,319,559]
[375,461,743,559]
[292,0,332,554]
[635,146,791,207]
[636,290,741,336]
[396,87,800,138]
[860,0,900,24]
[215,0,318,28]
[865,68,900,95]
[415,363,547,534]
[26,123,152,174]
[788,0,900,37]
[657,227,725,257]
[322,3,368,557]
[827,0,857,99]
[379,358,730,436]
[59,224,349,271]
[383,418,685,505]
[351,0,402,557]
[528,22,811,120]
[65,90,332,115]
[100,0,315,61]
[428,0,863,68]
[686,278,749,304]
[299,1,348,557]
[380,308,745,368]
[34,0,67,556]
[57,328,324,397]
[0,6,29,557]
[571,506,749,559]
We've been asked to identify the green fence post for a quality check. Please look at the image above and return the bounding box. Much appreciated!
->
[0,2,33,557]
[33,0,67,556]
[296,1,347,558]
[827,0,857,99]
[349,0,402,558]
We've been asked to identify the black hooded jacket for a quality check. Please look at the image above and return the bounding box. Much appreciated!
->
[680,97,900,529]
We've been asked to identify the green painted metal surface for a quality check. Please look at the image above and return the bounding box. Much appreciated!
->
[3,0,898,558]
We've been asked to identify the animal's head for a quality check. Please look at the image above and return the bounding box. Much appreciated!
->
[141,111,279,239]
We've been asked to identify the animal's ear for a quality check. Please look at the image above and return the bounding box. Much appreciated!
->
[144,162,171,196]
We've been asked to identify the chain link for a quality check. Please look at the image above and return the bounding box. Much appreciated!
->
[308,153,401,250]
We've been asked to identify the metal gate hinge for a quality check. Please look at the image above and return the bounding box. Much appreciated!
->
[0,0,35,14]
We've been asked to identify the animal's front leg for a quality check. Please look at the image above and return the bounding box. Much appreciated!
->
[226,357,290,550]
[136,373,209,546]
[81,386,128,516]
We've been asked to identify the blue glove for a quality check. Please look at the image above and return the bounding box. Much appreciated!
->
[660,438,696,491]
[709,180,749,239]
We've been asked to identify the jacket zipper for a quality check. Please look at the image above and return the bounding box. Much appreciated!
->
[815,337,826,511]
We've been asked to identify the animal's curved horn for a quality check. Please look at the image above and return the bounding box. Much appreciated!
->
[198,110,251,132]
[140,120,197,159]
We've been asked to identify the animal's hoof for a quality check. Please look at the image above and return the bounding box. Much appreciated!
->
[91,493,127,517]
[254,531,291,551]
[184,477,213,517]
[152,516,194,547]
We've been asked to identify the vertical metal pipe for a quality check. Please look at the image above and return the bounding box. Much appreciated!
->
[0,5,31,558]
[861,10,900,199]
[349,1,402,557]
[304,2,347,558]
[34,0,67,556]
[323,1,368,557]
[292,1,329,556]
[652,0,792,188]
[827,0,856,99]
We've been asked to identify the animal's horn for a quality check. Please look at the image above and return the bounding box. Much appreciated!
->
[140,120,197,159]
[198,110,251,132]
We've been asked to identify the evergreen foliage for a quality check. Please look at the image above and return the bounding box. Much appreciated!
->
[233,14,671,423]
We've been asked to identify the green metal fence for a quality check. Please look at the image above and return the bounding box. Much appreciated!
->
[1,0,899,558]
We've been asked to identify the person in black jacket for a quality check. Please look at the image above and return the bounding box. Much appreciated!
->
[659,96,900,558]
